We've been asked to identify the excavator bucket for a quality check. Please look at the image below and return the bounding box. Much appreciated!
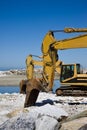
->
[20,78,43,107]
[24,87,39,107]
[19,80,27,94]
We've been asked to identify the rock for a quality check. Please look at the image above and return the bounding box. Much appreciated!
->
[79,124,87,130]
[28,104,68,121]
[66,110,87,122]
[60,117,87,130]
[0,115,35,130]
[35,115,59,130]
[0,104,68,130]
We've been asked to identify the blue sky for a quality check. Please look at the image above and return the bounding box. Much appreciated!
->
[0,0,87,69]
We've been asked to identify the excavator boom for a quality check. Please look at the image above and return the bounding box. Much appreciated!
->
[52,34,87,50]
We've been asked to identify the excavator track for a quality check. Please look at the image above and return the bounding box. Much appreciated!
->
[56,86,87,96]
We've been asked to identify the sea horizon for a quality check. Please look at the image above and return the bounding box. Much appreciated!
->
[0,66,25,71]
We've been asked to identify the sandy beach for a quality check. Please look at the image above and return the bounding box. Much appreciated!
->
[0,68,59,86]
[0,75,26,86]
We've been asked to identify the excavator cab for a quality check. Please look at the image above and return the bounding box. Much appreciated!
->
[60,64,80,82]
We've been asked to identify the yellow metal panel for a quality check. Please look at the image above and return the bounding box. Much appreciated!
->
[53,34,87,50]
[42,31,56,55]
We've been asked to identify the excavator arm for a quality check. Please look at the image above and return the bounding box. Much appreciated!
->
[26,55,43,79]
[42,28,87,91]
[26,54,62,85]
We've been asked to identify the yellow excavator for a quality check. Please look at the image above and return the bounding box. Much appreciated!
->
[21,27,87,96]
[41,27,87,95]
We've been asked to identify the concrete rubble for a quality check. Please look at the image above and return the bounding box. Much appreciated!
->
[0,93,87,130]
[0,104,68,130]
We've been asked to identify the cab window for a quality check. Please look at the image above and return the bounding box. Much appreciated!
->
[60,65,74,82]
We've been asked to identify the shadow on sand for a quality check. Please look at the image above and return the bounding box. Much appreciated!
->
[35,99,62,106]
